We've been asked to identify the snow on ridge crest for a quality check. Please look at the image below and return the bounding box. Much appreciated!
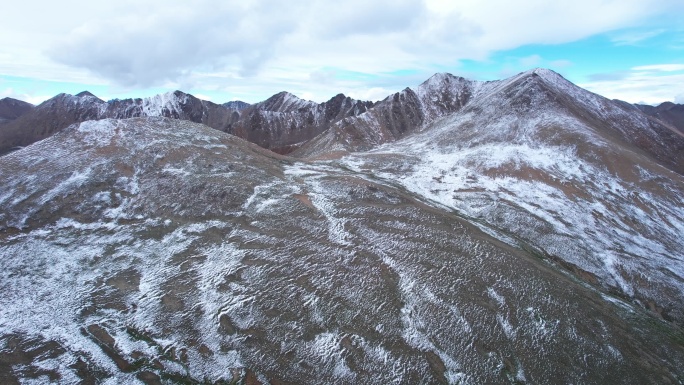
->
[141,91,189,116]
[260,91,317,112]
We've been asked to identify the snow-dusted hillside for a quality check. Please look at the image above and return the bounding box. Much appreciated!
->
[337,69,684,325]
[2,117,683,384]
[2,69,684,384]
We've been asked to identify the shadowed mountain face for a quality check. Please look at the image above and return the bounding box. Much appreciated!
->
[1,70,684,384]
[0,97,34,125]
[1,117,683,384]
[637,102,684,135]
[292,73,476,157]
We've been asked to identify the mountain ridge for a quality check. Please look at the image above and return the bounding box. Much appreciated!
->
[2,69,682,169]
[0,97,34,125]
[294,69,684,176]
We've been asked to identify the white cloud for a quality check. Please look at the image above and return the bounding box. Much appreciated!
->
[0,88,51,105]
[610,29,665,45]
[581,65,684,104]
[549,60,573,69]
[192,94,214,102]
[632,64,684,72]
[675,93,684,104]
[1,0,683,102]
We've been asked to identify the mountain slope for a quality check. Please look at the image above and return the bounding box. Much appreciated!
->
[637,101,684,135]
[333,69,684,327]
[1,117,682,384]
[293,73,477,157]
[0,93,106,155]
[224,92,374,153]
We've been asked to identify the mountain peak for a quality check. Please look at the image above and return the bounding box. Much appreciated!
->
[0,97,33,106]
[260,91,315,112]
[416,72,473,91]
[0,97,34,121]
[75,91,96,98]
[419,72,463,87]
[75,91,105,103]
[523,67,568,85]
[412,72,477,114]
[223,100,250,111]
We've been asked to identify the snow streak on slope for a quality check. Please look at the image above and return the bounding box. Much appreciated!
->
[140,91,190,117]
[339,72,684,324]
[2,118,683,384]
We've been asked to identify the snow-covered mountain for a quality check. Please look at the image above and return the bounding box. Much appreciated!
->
[1,70,684,384]
[334,68,684,326]
[0,97,34,125]
[0,91,224,155]
[226,92,374,153]
[296,70,684,176]
[222,100,251,111]
[0,90,373,156]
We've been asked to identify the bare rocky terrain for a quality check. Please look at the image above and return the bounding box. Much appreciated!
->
[0,98,34,126]
[637,102,684,135]
[1,70,683,384]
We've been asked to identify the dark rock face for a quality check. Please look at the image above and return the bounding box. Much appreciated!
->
[0,97,34,125]
[637,101,684,134]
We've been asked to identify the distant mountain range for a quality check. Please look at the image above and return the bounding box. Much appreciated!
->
[1,77,682,161]
[636,101,684,135]
[1,69,683,384]
[0,90,373,155]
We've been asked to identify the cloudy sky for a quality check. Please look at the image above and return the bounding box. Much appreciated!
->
[1,0,683,105]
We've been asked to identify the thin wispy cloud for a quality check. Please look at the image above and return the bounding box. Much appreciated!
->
[632,64,684,72]
[611,29,665,45]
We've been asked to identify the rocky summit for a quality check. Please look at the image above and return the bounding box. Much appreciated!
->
[1,69,683,384]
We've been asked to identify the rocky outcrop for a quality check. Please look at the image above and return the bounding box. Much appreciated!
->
[636,101,684,134]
